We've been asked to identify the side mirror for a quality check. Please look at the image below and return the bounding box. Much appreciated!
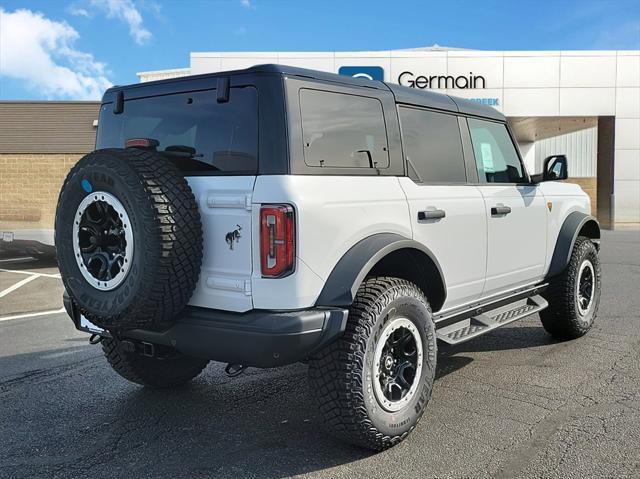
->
[531,155,568,183]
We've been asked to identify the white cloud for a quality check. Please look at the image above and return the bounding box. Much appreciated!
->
[240,0,253,9]
[68,5,91,17]
[0,8,112,100]
[89,0,151,44]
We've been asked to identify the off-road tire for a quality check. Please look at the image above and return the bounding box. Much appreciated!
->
[55,148,202,332]
[540,236,601,340]
[308,277,437,451]
[102,338,209,388]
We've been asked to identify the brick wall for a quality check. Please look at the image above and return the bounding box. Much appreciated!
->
[566,177,598,217]
[0,154,81,231]
[0,155,601,232]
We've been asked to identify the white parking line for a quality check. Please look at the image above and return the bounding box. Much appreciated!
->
[0,308,66,322]
[0,268,61,279]
[0,257,34,263]
[41,349,83,359]
[0,274,41,298]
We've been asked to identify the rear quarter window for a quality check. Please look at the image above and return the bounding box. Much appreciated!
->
[299,89,389,169]
[96,86,258,175]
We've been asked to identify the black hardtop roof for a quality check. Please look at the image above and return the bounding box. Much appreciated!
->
[385,82,504,121]
[105,63,504,121]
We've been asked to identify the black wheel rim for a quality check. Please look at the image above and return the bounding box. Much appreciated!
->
[73,192,133,290]
[577,260,595,316]
[373,317,423,412]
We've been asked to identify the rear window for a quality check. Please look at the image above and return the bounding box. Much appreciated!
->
[96,87,258,175]
[299,89,389,169]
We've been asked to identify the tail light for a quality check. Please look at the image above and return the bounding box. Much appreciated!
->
[260,205,295,278]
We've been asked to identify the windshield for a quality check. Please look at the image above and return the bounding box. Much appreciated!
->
[96,86,258,175]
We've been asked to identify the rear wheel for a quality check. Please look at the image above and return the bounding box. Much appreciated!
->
[102,338,209,388]
[308,277,437,450]
[540,236,601,339]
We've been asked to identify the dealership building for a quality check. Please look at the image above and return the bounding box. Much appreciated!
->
[0,46,638,255]
[140,46,640,226]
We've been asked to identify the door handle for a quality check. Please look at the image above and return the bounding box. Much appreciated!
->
[418,209,446,220]
[491,205,512,216]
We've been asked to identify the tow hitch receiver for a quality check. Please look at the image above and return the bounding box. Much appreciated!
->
[117,339,156,357]
[141,342,155,357]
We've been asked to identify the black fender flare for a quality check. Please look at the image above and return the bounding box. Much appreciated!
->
[315,233,446,307]
[546,211,600,278]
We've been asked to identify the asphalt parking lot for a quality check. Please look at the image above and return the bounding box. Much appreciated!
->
[1,229,639,479]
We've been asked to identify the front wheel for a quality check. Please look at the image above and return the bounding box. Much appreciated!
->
[308,277,437,450]
[540,236,601,340]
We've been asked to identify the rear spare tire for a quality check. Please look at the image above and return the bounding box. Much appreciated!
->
[55,148,202,331]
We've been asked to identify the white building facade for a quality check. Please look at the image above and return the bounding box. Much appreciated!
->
[139,47,640,225]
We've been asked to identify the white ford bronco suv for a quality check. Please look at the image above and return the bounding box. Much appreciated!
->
[56,65,601,450]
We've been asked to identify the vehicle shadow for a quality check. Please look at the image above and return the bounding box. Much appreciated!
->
[1,322,558,479]
[435,323,558,379]
[0,346,371,479]
[0,256,58,271]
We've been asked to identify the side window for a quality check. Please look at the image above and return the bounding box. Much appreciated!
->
[299,89,389,169]
[468,118,526,183]
[398,106,467,183]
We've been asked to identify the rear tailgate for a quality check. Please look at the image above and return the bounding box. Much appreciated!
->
[187,176,255,312]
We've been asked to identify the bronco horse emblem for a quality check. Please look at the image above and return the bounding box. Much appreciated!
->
[225,224,242,250]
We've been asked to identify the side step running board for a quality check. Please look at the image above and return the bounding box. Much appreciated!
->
[436,294,548,345]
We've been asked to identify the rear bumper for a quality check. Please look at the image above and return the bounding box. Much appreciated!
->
[63,292,348,368]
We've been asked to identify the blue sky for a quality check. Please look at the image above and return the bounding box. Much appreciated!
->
[1,0,639,100]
